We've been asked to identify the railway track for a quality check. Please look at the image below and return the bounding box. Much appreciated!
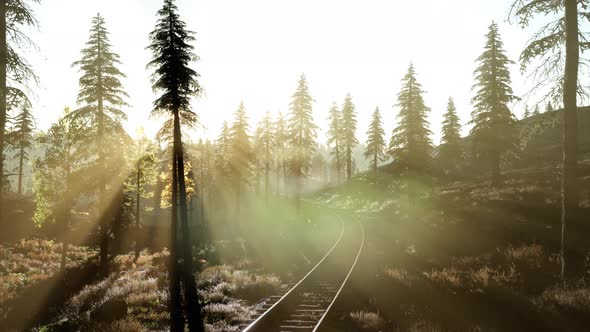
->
[241,218,364,332]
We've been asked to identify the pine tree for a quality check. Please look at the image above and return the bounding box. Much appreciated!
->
[71,13,128,275]
[523,104,530,118]
[438,98,462,176]
[510,0,584,283]
[215,121,231,179]
[147,0,204,329]
[341,93,358,180]
[326,101,342,184]
[470,22,516,185]
[532,104,540,115]
[364,107,386,174]
[389,64,432,173]
[0,0,39,221]
[254,111,273,200]
[287,74,317,211]
[273,112,287,194]
[228,101,251,230]
[546,101,554,112]
[11,98,34,194]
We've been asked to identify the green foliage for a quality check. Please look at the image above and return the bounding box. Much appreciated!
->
[470,22,517,179]
[438,98,463,175]
[253,111,273,188]
[287,74,317,177]
[364,107,386,172]
[388,64,432,173]
[33,109,87,226]
[215,121,231,180]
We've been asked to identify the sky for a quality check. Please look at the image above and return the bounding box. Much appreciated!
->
[23,0,543,144]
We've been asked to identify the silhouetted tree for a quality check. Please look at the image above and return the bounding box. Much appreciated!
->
[523,104,530,118]
[364,107,386,174]
[510,0,586,283]
[341,93,358,180]
[326,101,342,184]
[72,13,128,275]
[546,101,554,112]
[470,22,516,185]
[10,98,34,194]
[228,101,251,230]
[147,0,205,329]
[389,64,432,174]
[532,104,540,115]
[438,98,462,176]
[288,74,317,212]
[0,0,39,221]
[215,121,231,179]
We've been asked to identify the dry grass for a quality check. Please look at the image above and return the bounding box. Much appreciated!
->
[536,284,590,315]
[424,267,462,288]
[197,265,280,302]
[384,267,412,286]
[350,310,386,330]
[0,239,94,304]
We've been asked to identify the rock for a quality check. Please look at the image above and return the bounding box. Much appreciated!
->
[90,298,128,322]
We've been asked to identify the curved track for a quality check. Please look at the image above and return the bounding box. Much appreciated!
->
[242,218,364,332]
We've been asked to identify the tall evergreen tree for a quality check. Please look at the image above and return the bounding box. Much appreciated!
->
[147,0,204,330]
[228,101,251,230]
[287,74,317,211]
[546,101,554,113]
[341,93,358,180]
[523,104,530,118]
[273,112,287,194]
[388,64,432,173]
[326,101,342,184]
[510,0,585,283]
[532,104,540,115]
[10,98,34,194]
[254,111,273,200]
[0,0,39,220]
[72,13,128,275]
[364,107,386,174]
[438,98,463,176]
[470,22,517,185]
[215,121,231,179]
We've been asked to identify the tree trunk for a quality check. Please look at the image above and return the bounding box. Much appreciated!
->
[173,110,204,332]
[335,142,341,185]
[374,152,378,174]
[0,0,7,221]
[169,145,184,332]
[491,150,501,186]
[561,0,579,284]
[18,143,24,194]
[60,163,72,272]
[135,163,141,261]
[96,38,109,276]
[346,146,352,180]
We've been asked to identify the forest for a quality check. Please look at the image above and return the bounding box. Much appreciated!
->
[0,0,589,331]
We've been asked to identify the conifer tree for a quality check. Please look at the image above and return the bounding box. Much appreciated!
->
[364,107,386,174]
[0,0,39,220]
[254,111,273,200]
[438,98,462,176]
[273,112,287,193]
[72,13,128,274]
[389,64,432,173]
[341,93,358,180]
[215,121,231,179]
[11,98,34,194]
[287,74,317,211]
[147,0,204,329]
[326,102,342,184]
[532,104,540,115]
[228,101,251,229]
[523,104,530,118]
[510,0,585,283]
[546,101,554,112]
[470,22,516,185]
